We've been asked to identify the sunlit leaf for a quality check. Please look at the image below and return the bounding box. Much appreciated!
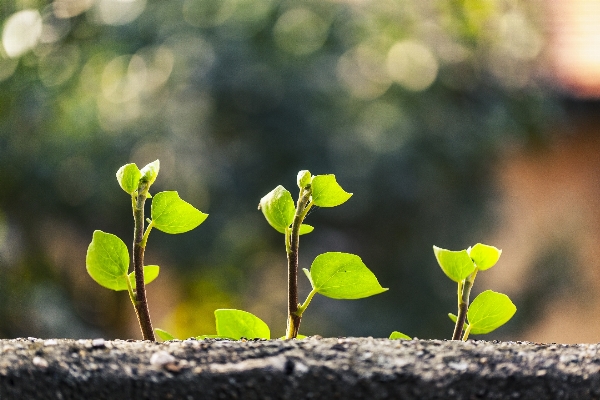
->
[151,191,208,234]
[139,159,160,186]
[467,290,516,335]
[214,309,271,340]
[259,185,295,232]
[433,246,476,282]
[468,243,502,271]
[86,230,129,291]
[308,252,388,299]
[311,174,352,207]
[116,163,141,195]
[297,170,312,189]
[299,224,314,235]
[389,331,411,340]
[155,328,175,341]
[128,265,160,290]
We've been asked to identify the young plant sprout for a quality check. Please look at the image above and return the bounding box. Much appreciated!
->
[433,243,516,341]
[86,160,208,341]
[259,170,388,339]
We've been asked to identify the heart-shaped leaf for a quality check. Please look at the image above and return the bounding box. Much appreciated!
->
[116,163,141,195]
[214,309,271,340]
[467,290,516,335]
[433,246,476,283]
[259,185,295,233]
[311,175,352,207]
[86,230,129,291]
[468,243,502,271]
[308,252,388,299]
[151,191,208,234]
[389,331,411,340]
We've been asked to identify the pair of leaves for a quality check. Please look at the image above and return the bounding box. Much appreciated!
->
[155,309,271,341]
[86,231,159,291]
[304,252,388,300]
[449,290,516,335]
[116,160,160,195]
[259,174,352,234]
[433,243,502,283]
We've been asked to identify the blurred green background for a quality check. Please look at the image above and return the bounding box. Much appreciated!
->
[0,0,573,341]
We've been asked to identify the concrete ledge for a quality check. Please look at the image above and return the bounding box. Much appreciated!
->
[0,337,599,399]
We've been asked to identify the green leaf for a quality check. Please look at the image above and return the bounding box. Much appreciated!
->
[389,331,411,340]
[308,252,388,299]
[259,185,295,233]
[299,224,314,235]
[139,159,160,186]
[467,290,517,335]
[116,163,141,195]
[151,191,208,234]
[155,328,175,341]
[468,243,502,271]
[448,313,468,331]
[311,175,352,207]
[86,230,129,291]
[433,246,476,282]
[128,265,160,290]
[214,309,271,340]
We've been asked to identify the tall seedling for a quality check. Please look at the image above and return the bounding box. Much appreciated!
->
[259,170,387,339]
[86,160,208,340]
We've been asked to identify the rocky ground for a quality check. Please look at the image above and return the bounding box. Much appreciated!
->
[0,337,599,399]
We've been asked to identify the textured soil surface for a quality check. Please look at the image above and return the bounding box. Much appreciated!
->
[0,337,599,399]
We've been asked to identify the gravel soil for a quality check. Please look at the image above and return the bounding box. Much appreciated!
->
[0,337,599,399]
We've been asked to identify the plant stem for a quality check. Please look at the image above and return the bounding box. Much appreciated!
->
[285,187,313,339]
[462,324,472,341]
[131,185,155,341]
[452,270,478,340]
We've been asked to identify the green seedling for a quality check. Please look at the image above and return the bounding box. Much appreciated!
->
[259,170,387,339]
[389,331,411,340]
[433,243,516,340]
[86,160,208,341]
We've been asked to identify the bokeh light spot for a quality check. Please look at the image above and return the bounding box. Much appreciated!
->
[93,0,147,26]
[386,40,438,92]
[38,44,81,87]
[2,10,43,58]
[183,0,237,28]
[273,8,329,56]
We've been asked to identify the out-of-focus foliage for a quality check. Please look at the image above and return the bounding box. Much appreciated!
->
[0,0,559,339]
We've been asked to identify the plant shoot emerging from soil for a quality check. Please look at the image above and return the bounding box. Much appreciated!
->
[259,170,387,339]
[86,160,208,341]
[434,243,516,340]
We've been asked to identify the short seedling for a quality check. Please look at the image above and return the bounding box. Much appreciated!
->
[86,160,208,340]
[259,170,388,339]
[433,243,516,341]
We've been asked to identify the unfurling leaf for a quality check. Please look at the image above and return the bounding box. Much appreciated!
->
[308,252,388,299]
[433,246,476,283]
[214,309,271,340]
[299,224,314,235]
[151,191,208,234]
[311,175,352,207]
[259,185,295,233]
[116,163,141,195]
[468,243,502,271]
[139,159,160,186]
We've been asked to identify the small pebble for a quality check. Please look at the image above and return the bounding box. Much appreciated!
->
[92,338,105,348]
[44,339,58,346]
[33,357,48,368]
[150,351,176,367]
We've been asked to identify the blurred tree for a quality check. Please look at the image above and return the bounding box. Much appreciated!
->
[0,0,560,339]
